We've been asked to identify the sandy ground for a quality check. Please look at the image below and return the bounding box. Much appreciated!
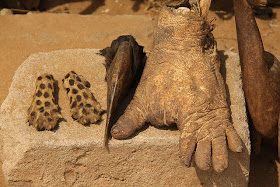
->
[0,0,280,186]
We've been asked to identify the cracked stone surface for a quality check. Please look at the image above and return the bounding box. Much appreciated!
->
[0,49,250,186]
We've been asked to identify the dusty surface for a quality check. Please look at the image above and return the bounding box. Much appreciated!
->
[0,0,279,186]
[0,49,249,186]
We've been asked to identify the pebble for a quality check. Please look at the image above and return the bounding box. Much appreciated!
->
[0,8,13,15]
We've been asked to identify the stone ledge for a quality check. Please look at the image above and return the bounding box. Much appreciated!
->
[0,49,250,186]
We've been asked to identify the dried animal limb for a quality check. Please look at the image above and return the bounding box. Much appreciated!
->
[27,74,63,130]
[62,71,103,126]
[110,6,243,172]
[233,0,280,156]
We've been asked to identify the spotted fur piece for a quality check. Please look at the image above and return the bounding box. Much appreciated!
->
[27,74,63,130]
[62,71,102,125]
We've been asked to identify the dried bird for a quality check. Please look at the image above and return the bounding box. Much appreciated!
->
[100,35,146,149]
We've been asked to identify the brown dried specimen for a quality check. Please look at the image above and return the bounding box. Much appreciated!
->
[27,74,63,130]
[100,35,145,148]
[246,0,268,7]
[62,71,103,125]
[110,6,243,172]
[233,0,280,155]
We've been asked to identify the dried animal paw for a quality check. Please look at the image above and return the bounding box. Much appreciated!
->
[110,6,243,172]
[27,74,63,130]
[62,71,103,125]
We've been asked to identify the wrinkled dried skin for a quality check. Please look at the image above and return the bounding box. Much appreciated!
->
[63,71,102,125]
[27,74,62,130]
[111,7,243,172]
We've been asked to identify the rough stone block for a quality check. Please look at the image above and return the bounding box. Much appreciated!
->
[0,49,250,186]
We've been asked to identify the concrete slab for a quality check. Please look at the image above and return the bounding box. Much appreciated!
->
[0,49,250,186]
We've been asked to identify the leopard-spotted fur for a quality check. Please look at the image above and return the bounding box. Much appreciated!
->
[27,74,62,130]
[62,71,103,125]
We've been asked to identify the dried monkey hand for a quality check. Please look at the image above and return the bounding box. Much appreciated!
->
[111,6,243,172]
